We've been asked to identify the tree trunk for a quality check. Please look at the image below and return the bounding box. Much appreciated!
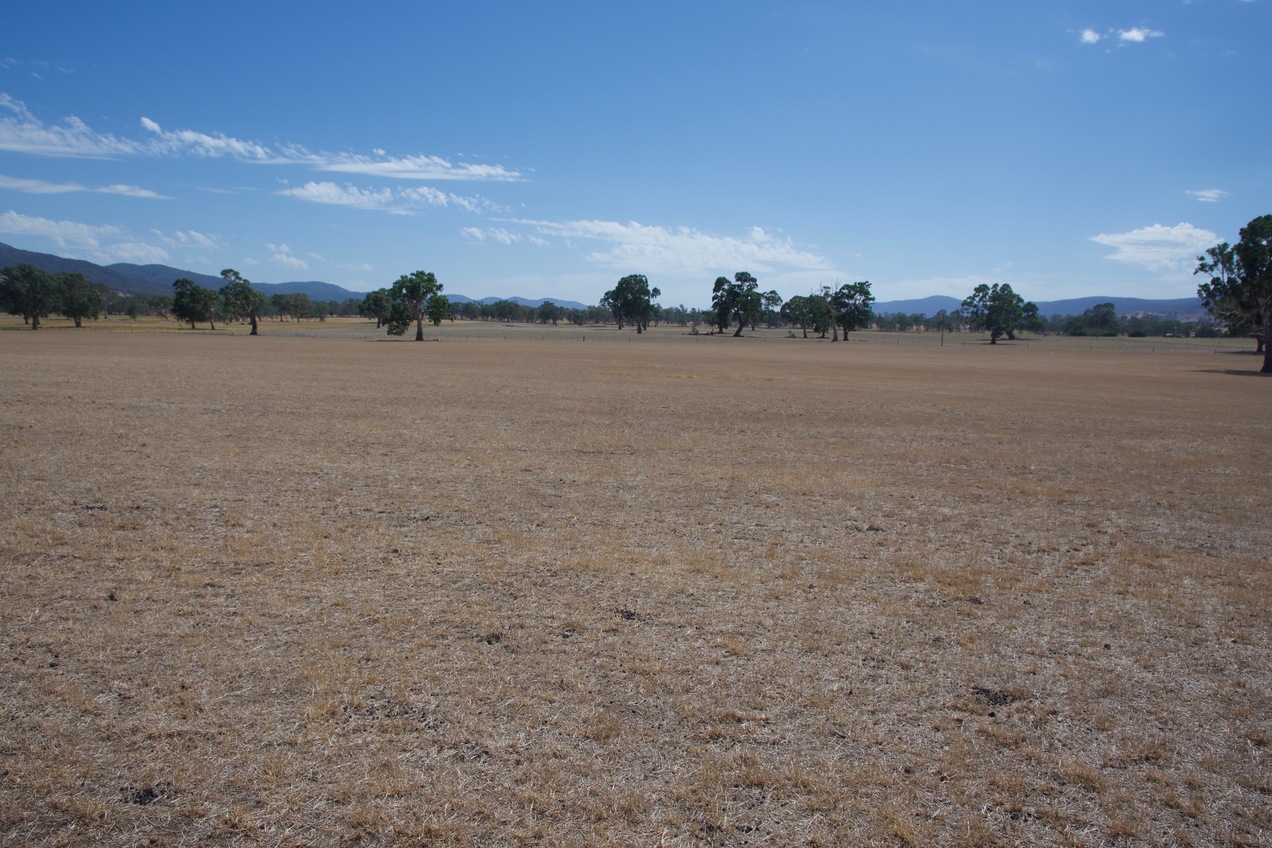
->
[732,324,743,337]
[74,316,83,328]
[249,313,259,336]
[415,317,424,341]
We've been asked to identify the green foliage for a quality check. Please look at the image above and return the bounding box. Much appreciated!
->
[172,278,219,330]
[55,272,104,327]
[1,263,59,329]
[1196,213,1272,371]
[601,274,661,333]
[829,281,874,340]
[961,283,1038,344]
[219,269,265,335]
[386,270,445,340]
[712,272,762,336]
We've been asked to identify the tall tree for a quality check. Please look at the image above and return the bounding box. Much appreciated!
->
[386,271,444,340]
[960,283,1037,344]
[780,295,817,338]
[172,278,218,330]
[0,264,58,329]
[219,269,265,335]
[1196,214,1272,372]
[55,272,104,328]
[359,288,392,328]
[829,281,875,341]
[602,274,661,333]
[712,272,762,336]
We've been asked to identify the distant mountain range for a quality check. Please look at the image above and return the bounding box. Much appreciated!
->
[2,241,1203,318]
[870,294,1206,320]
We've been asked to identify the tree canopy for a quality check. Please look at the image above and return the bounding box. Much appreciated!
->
[601,274,661,333]
[219,269,265,335]
[961,283,1039,344]
[829,281,875,341]
[1,264,59,329]
[386,271,448,340]
[1196,213,1272,372]
[172,278,218,330]
[712,272,763,336]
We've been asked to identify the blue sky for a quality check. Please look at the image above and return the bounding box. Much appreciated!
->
[2,1,1268,307]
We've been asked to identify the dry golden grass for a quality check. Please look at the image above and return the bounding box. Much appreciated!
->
[1,322,1269,847]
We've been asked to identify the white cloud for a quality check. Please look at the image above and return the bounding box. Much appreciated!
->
[1080,29,1101,44]
[0,173,166,198]
[0,209,123,247]
[1118,27,1164,43]
[514,219,834,275]
[267,243,308,270]
[0,93,143,158]
[153,229,222,250]
[462,226,521,245]
[1186,188,1228,203]
[1090,222,1217,274]
[0,209,173,264]
[1,93,523,181]
[278,180,497,214]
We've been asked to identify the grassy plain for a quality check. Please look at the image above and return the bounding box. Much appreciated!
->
[1,321,1268,847]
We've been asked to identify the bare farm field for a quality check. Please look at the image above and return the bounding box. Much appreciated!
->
[1,327,1269,847]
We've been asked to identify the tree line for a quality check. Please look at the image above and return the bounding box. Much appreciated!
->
[8,211,1267,360]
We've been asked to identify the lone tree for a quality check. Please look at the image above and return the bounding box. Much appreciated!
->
[172,278,219,330]
[961,282,1039,344]
[219,269,265,335]
[55,272,104,328]
[0,264,58,329]
[602,274,661,333]
[712,271,762,336]
[386,271,446,340]
[1196,213,1272,373]
[829,280,875,341]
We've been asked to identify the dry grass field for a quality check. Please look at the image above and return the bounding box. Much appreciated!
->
[1,322,1268,847]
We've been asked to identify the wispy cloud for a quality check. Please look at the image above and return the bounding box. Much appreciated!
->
[462,226,523,245]
[1090,222,1217,274]
[153,229,222,250]
[1080,29,1102,45]
[267,243,308,270]
[0,209,170,264]
[1186,188,1228,204]
[0,174,166,198]
[0,94,144,158]
[512,220,834,275]
[277,180,499,214]
[0,93,523,182]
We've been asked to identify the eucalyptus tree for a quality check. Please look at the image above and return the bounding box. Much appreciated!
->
[602,274,661,333]
[172,278,219,329]
[960,283,1038,344]
[829,281,875,341]
[712,272,762,336]
[0,263,58,329]
[386,271,446,340]
[219,268,265,335]
[55,272,103,327]
[1196,213,1272,371]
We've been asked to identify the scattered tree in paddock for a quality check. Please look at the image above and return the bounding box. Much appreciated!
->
[172,278,219,330]
[601,274,661,333]
[1196,213,1272,372]
[386,271,448,340]
[829,281,875,341]
[961,283,1040,344]
[0,263,59,329]
[712,272,763,336]
[219,269,265,335]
